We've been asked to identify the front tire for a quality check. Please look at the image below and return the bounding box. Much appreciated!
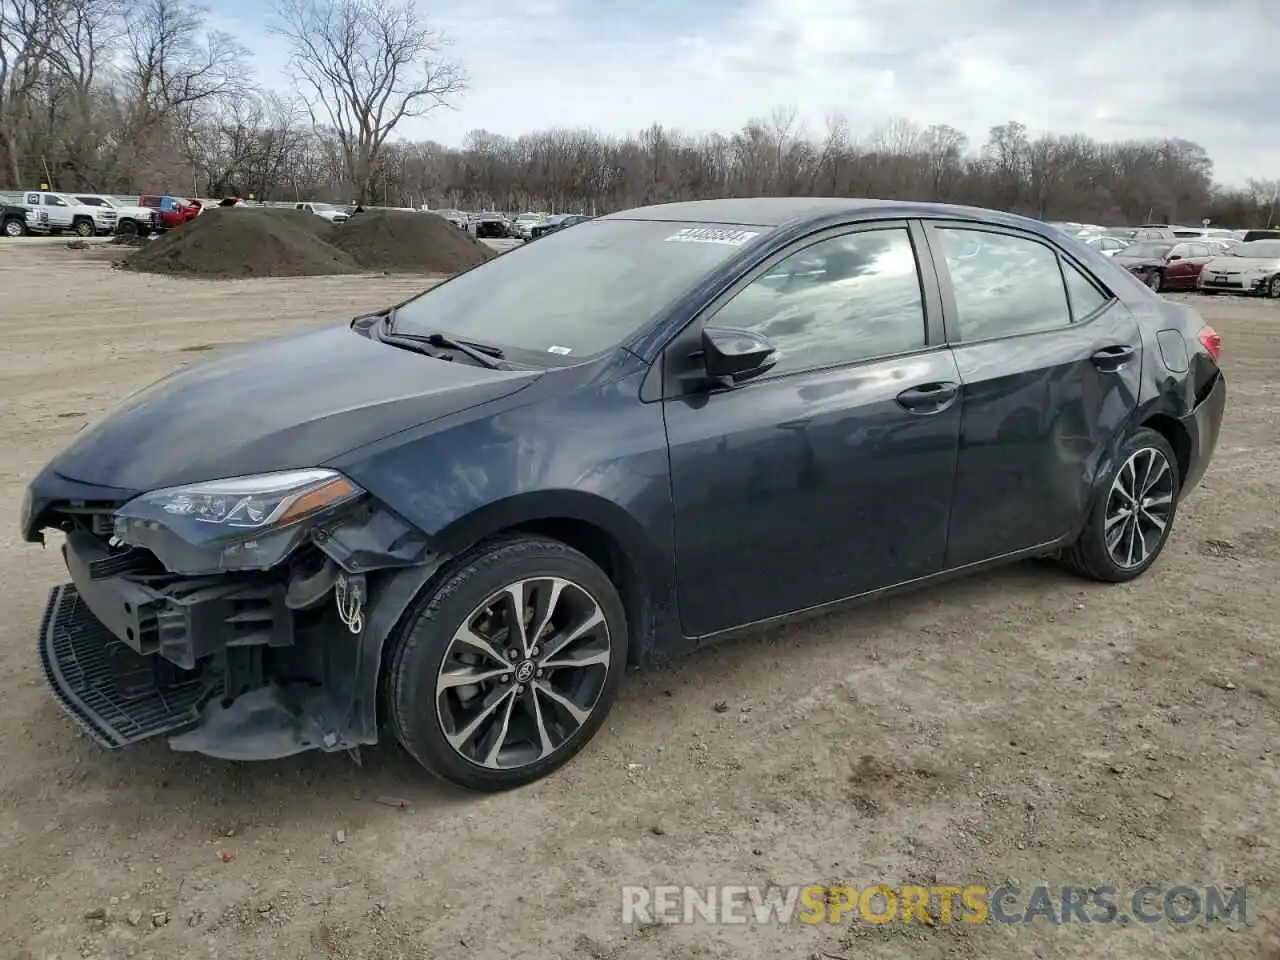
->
[1061,427,1180,583]
[1268,275,1280,299]
[386,535,627,791]
[1147,270,1163,292]
[2,218,25,237]
[73,219,94,237]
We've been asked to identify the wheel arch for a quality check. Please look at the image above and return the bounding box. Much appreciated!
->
[347,491,671,749]
[1138,412,1192,486]
[429,490,670,668]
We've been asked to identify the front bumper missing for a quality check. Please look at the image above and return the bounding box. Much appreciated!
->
[39,583,219,748]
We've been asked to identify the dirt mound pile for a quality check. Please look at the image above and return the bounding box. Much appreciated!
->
[122,208,359,278]
[333,209,494,273]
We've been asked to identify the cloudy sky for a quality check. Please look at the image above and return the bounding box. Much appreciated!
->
[210,0,1279,187]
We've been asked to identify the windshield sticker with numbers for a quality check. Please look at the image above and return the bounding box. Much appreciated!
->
[663,228,760,246]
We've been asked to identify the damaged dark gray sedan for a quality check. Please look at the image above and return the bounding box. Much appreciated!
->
[23,198,1227,791]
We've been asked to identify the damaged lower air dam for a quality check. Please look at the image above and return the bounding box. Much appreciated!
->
[285,556,338,609]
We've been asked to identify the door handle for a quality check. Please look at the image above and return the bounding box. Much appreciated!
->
[1091,344,1135,370]
[895,381,958,413]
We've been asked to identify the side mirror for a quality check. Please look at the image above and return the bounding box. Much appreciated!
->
[699,327,778,385]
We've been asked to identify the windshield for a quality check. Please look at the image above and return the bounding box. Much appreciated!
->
[1120,242,1173,258]
[393,218,768,359]
[1235,240,1280,258]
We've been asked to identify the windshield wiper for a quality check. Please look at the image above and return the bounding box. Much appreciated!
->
[377,313,508,369]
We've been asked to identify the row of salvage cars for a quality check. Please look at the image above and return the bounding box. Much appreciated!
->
[0,190,206,239]
[1052,222,1280,297]
[1109,237,1280,297]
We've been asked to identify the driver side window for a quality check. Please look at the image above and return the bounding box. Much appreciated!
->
[706,228,927,377]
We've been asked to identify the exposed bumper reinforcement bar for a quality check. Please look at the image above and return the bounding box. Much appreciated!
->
[38,583,220,748]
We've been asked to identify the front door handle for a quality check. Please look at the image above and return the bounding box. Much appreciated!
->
[1091,344,1135,371]
[895,381,958,413]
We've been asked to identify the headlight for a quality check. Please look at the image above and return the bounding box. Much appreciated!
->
[113,469,364,574]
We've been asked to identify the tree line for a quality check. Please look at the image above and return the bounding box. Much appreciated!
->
[4,0,1279,226]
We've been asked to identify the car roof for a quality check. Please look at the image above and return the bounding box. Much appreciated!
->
[598,197,1049,231]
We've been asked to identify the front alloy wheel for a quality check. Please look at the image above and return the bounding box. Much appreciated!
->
[387,536,627,791]
[1268,275,1280,299]
[436,576,610,770]
[1147,270,1163,292]
[74,220,94,237]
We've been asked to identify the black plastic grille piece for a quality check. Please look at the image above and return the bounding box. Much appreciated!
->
[37,584,220,748]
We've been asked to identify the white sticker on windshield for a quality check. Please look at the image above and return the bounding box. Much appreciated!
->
[547,345,573,355]
[664,227,760,246]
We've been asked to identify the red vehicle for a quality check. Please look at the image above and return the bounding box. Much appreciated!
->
[138,195,201,229]
[1113,240,1217,293]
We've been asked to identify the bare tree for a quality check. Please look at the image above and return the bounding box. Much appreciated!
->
[0,0,63,184]
[271,0,465,204]
[124,0,247,119]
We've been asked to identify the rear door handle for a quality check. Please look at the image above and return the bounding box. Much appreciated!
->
[1091,344,1135,370]
[895,381,958,413]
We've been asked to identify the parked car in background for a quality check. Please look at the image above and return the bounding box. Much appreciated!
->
[1115,240,1217,292]
[530,213,591,239]
[1,201,30,236]
[511,212,548,240]
[17,190,116,236]
[1239,229,1280,243]
[428,208,467,229]
[294,202,350,224]
[22,197,1225,792]
[1084,235,1131,256]
[1198,239,1280,297]
[140,195,200,229]
[468,212,511,239]
[73,195,163,238]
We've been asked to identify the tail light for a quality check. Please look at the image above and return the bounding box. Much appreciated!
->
[1198,326,1222,361]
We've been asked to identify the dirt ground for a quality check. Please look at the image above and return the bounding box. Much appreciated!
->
[0,240,1277,960]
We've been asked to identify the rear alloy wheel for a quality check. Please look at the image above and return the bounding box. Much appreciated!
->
[73,219,94,238]
[1146,270,1163,292]
[1061,427,1180,583]
[387,536,627,791]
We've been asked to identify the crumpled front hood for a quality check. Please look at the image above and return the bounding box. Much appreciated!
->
[45,323,539,493]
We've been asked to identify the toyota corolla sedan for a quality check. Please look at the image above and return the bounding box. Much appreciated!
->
[22,198,1227,792]
[1198,238,1280,297]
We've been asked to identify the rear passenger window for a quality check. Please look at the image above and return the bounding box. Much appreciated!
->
[1062,261,1109,320]
[936,228,1071,341]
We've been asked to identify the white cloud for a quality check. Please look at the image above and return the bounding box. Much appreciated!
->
[229,0,1280,186]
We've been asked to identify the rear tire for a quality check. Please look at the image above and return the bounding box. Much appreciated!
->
[1061,427,1180,583]
[386,535,627,792]
[1268,276,1280,299]
[1147,270,1163,292]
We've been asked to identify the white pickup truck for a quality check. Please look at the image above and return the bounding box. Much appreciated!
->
[72,194,163,237]
[21,190,117,236]
[295,202,350,223]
